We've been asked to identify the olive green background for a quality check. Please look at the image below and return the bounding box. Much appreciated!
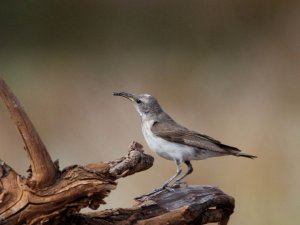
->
[1,1,299,224]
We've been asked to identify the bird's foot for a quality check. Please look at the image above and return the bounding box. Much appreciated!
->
[134,185,174,201]
[134,188,163,201]
[171,181,188,188]
[164,186,176,192]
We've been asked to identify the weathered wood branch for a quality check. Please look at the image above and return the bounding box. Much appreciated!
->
[0,79,57,188]
[0,79,235,225]
[68,185,235,225]
[0,142,154,225]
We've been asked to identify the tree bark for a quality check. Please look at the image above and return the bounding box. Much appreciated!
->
[0,79,234,225]
[69,185,234,225]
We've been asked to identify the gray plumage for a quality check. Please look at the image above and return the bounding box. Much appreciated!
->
[151,120,255,159]
[113,92,256,193]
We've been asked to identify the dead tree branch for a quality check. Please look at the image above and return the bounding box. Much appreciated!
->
[0,79,234,225]
[0,79,57,188]
[0,141,153,225]
[70,185,235,225]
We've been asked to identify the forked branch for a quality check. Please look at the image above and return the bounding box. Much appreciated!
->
[0,79,57,188]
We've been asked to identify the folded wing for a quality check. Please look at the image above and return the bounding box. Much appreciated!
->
[151,121,242,155]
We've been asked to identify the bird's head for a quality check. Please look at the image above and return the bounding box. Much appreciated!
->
[113,92,163,119]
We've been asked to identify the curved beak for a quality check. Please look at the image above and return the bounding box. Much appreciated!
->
[113,92,136,102]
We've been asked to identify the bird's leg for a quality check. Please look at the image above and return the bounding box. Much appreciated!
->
[150,159,182,194]
[171,160,193,187]
[136,159,182,199]
[161,159,182,189]
[151,159,182,193]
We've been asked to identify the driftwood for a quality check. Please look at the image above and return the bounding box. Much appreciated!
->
[0,78,235,225]
[68,185,234,225]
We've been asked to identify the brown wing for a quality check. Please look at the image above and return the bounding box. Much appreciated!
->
[151,121,241,154]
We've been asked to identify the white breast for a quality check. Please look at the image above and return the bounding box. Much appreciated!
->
[142,120,197,161]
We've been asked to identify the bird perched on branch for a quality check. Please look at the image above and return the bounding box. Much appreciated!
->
[113,92,256,194]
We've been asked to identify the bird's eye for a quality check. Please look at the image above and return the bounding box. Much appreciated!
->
[136,99,142,104]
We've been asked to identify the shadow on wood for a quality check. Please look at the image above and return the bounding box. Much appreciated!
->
[0,79,235,225]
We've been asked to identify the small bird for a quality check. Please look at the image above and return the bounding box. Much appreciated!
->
[113,92,256,193]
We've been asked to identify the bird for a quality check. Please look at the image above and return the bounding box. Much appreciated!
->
[113,91,256,194]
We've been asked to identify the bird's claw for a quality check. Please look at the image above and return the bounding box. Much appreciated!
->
[153,187,164,192]
[171,181,187,188]
[134,188,163,200]
[164,186,175,192]
[134,185,176,201]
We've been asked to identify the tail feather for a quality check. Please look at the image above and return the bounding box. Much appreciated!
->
[235,152,257,159]
[220,144,257,159]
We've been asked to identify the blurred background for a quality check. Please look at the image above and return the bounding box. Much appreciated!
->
[0,1,299,224]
